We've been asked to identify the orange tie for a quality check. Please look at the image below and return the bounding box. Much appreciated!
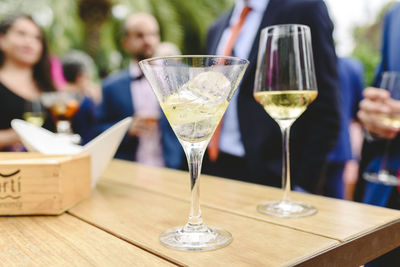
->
[208,5,252,162]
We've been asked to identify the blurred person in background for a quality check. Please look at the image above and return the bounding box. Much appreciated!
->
[95,13,183,168]
[344,113,364,200]
[50,55,66,90]
[203,0,340,193]
[354,3,400,265]
[62,50,101,104]
[61,50,101,144]
[323,57,364,199]
[0,13,55,151]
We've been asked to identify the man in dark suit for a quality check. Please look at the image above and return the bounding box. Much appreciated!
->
[203,0,340,193]
[96,13,183,169]
[354,4,400,265]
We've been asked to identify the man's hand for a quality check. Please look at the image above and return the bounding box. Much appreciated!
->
[357,87,400,139]
[128,115,158,137]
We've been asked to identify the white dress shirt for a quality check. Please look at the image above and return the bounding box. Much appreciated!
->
[130,61,164,167]
[216,0,269,157]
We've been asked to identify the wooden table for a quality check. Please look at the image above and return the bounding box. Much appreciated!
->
[1,159,400,266]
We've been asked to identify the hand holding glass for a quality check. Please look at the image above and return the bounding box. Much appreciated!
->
[140,56,248,251]
[253,24,318,218]
[363,71,400,186]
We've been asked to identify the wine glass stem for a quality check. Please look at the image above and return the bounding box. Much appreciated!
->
[183,142,206,229]
[379,140,392,171]
[281,125,292,203]
[56,120,72,134]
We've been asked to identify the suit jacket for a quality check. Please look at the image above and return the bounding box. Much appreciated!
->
[354,3,400,208]
[96,69,183,169]
[206,0,340,192]
[327,57,364,163]
[72,96,97,145]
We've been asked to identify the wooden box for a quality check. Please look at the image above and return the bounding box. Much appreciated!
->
[0,153,91,215]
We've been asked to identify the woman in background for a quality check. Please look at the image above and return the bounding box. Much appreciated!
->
[0,13,55,151]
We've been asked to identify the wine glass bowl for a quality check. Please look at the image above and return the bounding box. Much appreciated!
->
[378,72,400,129]
[254,24,318,218]
[140,55,248,251]
[50,98,80,122]
[23,100,46,127]
[41,92,83,134]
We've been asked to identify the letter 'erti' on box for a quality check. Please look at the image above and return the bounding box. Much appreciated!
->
[0,153,91,215]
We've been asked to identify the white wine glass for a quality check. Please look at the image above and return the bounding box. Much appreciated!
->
[140,55,248,251]
[23,99,45,127]
[254,24,318,218]
[363,71,400,186]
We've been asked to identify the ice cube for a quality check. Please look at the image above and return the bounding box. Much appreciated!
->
[177,85,199,103]
[179,71,231,102]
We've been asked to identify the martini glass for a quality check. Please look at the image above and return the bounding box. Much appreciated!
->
[253,24,318,218]
[140,55,248,251]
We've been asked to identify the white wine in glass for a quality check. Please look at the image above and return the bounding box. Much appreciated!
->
[161,92,229,142]
[254,24,318,218]
[254,91,318,129]
[380,114,400,128]
[140,56,248,251]
[23,100,45,127]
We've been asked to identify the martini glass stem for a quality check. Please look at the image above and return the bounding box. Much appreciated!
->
[182,141,207,230]
[281,125,292,203]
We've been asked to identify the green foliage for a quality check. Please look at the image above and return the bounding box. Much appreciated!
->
[148,0,183,48]
[46,1,83,56]
[351,44,381,86]
[0,0,234,76]
[351,1,397,86]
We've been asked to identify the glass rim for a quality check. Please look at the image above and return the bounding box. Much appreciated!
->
[261,24,310,36]
[139,55,249,65]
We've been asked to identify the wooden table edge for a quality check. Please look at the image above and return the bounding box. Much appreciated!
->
[294,218,400,266]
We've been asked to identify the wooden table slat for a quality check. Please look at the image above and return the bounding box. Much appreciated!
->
[0,214,176,266]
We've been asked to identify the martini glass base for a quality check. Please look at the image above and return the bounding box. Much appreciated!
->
[159,225,232,251]
[363,171,400,186]
[257,200,317,218]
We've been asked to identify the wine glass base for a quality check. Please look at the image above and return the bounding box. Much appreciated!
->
[159,225,232,251]
[56,133,82,145]
[363,171,400,186]
[257,201,317,218]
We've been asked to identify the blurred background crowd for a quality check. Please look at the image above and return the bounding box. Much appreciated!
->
[0,2,398,196]
[0,0,393,83]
